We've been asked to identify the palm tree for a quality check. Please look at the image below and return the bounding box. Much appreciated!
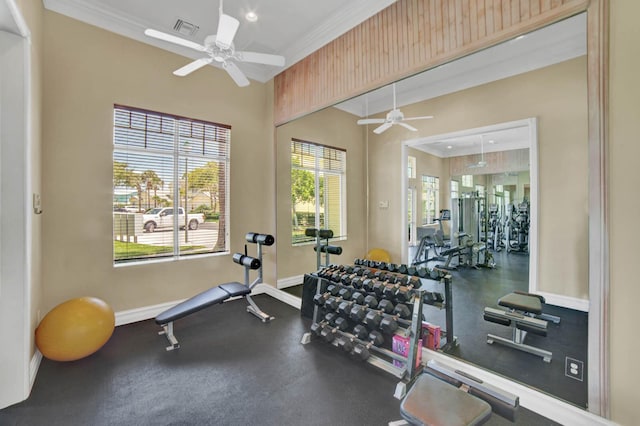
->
[141,170,163,209]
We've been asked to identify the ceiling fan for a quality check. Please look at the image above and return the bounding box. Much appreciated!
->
[357,83,433,134]
[468,135,488,168]
[144,0,285,87]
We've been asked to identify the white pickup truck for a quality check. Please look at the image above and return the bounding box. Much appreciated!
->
[142,207,205,233]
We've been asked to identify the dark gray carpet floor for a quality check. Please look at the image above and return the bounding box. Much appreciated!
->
[1,295,558,425]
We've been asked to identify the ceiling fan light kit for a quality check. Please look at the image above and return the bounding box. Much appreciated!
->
[143,0,285,87]
[357,83,433,134]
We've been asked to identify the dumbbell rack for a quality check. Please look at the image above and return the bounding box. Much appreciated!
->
[301,262,455,399]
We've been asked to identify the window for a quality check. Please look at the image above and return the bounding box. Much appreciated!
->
[407,156,416,179]
[421,175,440,225]
[451,180,459,201]
[113,105,230,264]
[291,139,346,244]
[475,184,485,195]
[461,174,474,187]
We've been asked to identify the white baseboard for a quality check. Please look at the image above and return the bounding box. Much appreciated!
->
[29,349,42,389]
[277,275,304,289]
[254,283,302,310]
[115,299,186,326]
[422,350,612,425]
[538,292,590,312]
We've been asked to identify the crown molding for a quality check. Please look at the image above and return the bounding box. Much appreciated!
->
[279,0,397,71]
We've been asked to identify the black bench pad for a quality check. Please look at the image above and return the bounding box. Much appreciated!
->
[498,292,542,315]
[219,282,251,297]
[155,282,250,325]
[401,373,492,426]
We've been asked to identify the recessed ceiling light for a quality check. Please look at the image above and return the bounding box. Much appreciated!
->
[447,145,452,149]
[488,140,495,144]
[245,11,258,22]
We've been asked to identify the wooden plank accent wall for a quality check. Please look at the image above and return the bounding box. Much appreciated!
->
[274,0,589,125]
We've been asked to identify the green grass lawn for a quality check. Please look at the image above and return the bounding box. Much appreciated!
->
[114,240,206,260]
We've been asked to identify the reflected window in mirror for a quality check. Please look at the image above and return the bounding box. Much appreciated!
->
[461,174,473,188]
[451,180,459,202]
[421,175,439,225]
[290,139,346,244]
[408,156,416,179]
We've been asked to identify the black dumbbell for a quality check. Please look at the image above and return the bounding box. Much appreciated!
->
[310,322,322,336]
[351,344,370,361]
[354,258,364,266]
[350,305,367,323]
[364,310,382,330]
[380,317,399,334]
[338,288,352,300]
[337,336,353,353]
[377,262,388,270]
[320,326,335,343]
[406,276,422,289]
[417,267,429,278]
[313,293,327,306]
[324,297,339,311]
[327,284,339,296]
[378,299,395,314]
[369,330,384,346]
[351,277,364,289]
[362,278,375,293]
[334,316,349,331]
[387,263,398,272]
[351,292,365,305]
[372,281,386,297]
[395,287,414,303]
[386,274,398,284]
[398,264,409,274]
[393,303,412,319]
[331,272,342,282]
[353,324,369,340]
[340,274,353,286]
[338,301,352,317]
[407,266,417,276]
[363,295,378,309]
[324,312,338,324]
[383,284,397,299]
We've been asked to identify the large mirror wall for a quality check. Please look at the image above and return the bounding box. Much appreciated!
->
[275,13,590,408]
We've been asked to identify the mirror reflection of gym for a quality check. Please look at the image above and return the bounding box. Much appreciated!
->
[275,13,590,409]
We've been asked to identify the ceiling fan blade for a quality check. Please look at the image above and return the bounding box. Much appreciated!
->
[173,58,214,76]
[223,61,250,87]
[357,118,386,125]
[144,29,208,52]
[236,51,285,67]
[398,122,418,132]
[215,14,240,49]
[373,122,393,134]
[403,115,434,121]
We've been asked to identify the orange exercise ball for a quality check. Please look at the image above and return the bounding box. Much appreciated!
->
[35,297,115,362]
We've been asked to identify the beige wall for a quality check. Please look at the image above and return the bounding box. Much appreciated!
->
[41,11,275,313]
[368,57,589,300]
[275,107,367,279]
[609,1,640,423]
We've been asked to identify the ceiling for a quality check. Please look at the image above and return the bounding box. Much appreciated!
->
[42,0,396,83]
[43,1,586,159]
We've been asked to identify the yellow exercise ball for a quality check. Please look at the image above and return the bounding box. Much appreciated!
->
[35,297,115,362]
[365,248,391,263]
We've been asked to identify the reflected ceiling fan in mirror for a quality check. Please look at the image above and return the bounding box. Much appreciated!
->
[468,135,488,169]
[144,0,285,87]
[357,83,434,134]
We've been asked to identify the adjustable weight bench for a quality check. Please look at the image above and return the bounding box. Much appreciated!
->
[483,292,557,362]
[155,232,275,351]
[396,360,519,426]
